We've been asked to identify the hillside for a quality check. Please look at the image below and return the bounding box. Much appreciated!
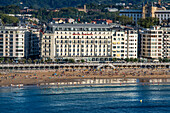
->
[0,0,167,9]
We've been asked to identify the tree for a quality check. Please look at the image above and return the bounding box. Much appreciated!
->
[64,58,69,63]
[129,58,134,62]
[125,58,130,62]
[19,58,26,64]
[28,58,32,64]
[133,58,138,62]
[112,58,117,62]
[0,57,4,63]
[55,59,59,63]
[163,58,169,62]
[117,15,133,25]
[0,14,19,25]
[7,58,11,63]
[137,17,159,28]
[69,59,75,63]
[158,57,162,62]
[46,58,52,63]
[33,59,38,64]
[81,59,85,63]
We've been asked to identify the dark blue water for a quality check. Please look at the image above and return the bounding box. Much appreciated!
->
[0,85,170,113]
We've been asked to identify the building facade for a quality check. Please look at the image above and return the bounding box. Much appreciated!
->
[119,1,170,24]
[0,25,29,60]
[40,23,138,62]
[112,29,138,59]
[119,10,142,24]
[27,28,41,59]
[141,26,170,59]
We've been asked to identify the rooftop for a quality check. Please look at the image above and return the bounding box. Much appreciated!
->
[120,10,142,13]
[155,10,170,13]
[49,23,111,28]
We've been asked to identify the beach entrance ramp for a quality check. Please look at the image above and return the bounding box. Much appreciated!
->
[97,64,116,70]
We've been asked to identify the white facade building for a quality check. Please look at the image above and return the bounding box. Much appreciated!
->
[141,26,170,59]
[154,10,170,24]
[112,29,138,59]
[0,26,29,59]
[40,24,138,62]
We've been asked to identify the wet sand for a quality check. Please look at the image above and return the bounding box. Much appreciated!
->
[0,68,170,86]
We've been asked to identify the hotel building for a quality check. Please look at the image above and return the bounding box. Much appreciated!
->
[40,23,138,62]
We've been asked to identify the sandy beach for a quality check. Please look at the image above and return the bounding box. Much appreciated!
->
[0,68,170,86]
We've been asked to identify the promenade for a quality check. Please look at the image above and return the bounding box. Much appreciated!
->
[0,63,169,70]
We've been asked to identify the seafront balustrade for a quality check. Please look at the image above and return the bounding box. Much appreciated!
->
[0,63,169,70]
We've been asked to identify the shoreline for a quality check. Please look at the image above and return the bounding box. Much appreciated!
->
[1,77,170,87]
[0,68,169,87]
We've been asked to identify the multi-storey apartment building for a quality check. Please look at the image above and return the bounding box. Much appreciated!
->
[112,29,138,59]
[162,26,170,58]
[0,25,29,60]
[27,28,41,59]
[141,26,170,59]
[40,23,138,62]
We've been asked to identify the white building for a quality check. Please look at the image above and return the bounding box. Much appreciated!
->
[154,10,170,24]
[105,8,118,12]
[40,23,138,62]
[141,26,170,59]
[112,29,138,59]
[0,25,29,60]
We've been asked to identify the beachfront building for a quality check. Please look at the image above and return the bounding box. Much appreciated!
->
[119,0,170,24]
[141,26,170,59]
[112,29,138,59]
[40,23,138,62]
[161,26,170,58]
[26,28,41,59]
[0,25,29,60]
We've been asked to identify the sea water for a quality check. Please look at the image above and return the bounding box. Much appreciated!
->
[0,85,170,113]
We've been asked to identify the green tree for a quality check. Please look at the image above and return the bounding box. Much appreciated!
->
[28,58,32,64]
[55,59,59,63]
[33,59,38,64]
[125,58,130,62]
[0,57,4,63]
[158,57,162,62]
[46,58,52,63]
[64,58,69,63]
[19,58,26,63]
[69,59,75,63]
[112,58,117,62]
[133,58,138,62]
[7,58,11,63]
[0,14,19,25]
[163,58,169,62]
[129,58,134,62]
[81,59,85,63]
[137,17,159,28]
[40,59,44,63]
[117,15,133,25]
